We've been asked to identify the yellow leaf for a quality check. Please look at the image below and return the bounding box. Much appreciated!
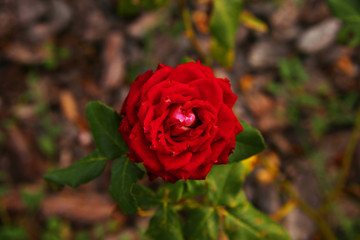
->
[240,11,268,33]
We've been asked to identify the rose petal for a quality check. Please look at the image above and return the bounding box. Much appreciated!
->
[190,78,223,111]
[209,139,229,164]
[122,70,153,125]
[142,66,173,97]
[168,169,193,180]
[215,78,238,108]
[168,62,206,83]
[128,123,163,172]
[216,104,243,142]
[181,146,212,172]
[147,170,178,183]
[156,151,192,171]
[189,163,214,180]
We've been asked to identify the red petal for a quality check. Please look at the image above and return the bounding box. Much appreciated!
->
[128,123,163,172]
[156,151,192,171]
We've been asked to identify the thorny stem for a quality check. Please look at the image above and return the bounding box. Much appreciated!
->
[280,180,337,240]
[320,106,360,214]
[178,0,210,65]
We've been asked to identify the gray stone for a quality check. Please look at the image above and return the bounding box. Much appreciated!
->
[297,18,342,54]
[283,208,315,240]
[17,0,46,24]
[249,40,289,69]
[271,0,299,29]
[49,0,72,33]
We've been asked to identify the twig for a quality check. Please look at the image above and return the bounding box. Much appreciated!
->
[178,0,209,64]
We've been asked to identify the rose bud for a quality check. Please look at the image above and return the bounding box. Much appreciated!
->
[119,61,243,182]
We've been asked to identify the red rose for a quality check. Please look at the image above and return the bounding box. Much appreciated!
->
[119,61,243,182]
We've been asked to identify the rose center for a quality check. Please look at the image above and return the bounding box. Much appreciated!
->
[168,105,199,136]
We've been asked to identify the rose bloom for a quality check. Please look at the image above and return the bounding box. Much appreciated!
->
[119,61,243,182]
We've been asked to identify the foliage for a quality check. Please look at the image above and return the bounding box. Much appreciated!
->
[209,0,242,68]
[109,157,145,214]
[86,101,128,158]
[21,187,44,213]
[270,56,359,140]
[44,149,107,188]
[327,0,360,46]
[43,42,70,70]
[228,121,266,163]
[0,226,29,240]
[41,217,73,240]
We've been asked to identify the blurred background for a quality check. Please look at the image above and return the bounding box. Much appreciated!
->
[0,0,359,239]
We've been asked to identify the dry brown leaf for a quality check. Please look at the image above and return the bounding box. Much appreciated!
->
[59,90,80,124]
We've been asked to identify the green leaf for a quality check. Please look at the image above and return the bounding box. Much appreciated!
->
[207,162,247,207]
[184,207,219,240]
[109,157,145,214]
[210,39,235,69]
[183,180,205,198]
[327,0,360,23]
[228,121,266,164]
[209,0,242,49]
[224,202,291,240]
[146,205,184,240]
[37,134,56,157]
[117,0,141,17]
[180,56,196,64]
[43,150,107,188]
[86,101,128,159]
[209,0,242,68]
[327,0,360,48]
[278,57,308,88]
[266,81,283,95]
[0,226,29,240]
[21,188,44,212]
[337,23,360,47]
[132,184,161,210]
[297,93,321,108]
